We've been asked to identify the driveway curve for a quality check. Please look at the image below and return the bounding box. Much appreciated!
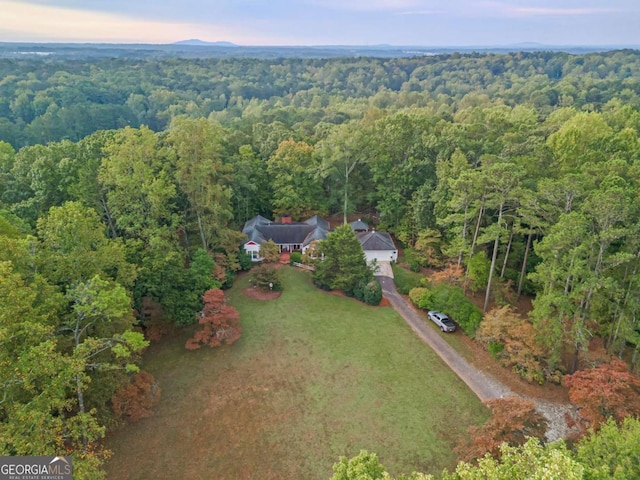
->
[376,275,511,401]
[376,274,574,441]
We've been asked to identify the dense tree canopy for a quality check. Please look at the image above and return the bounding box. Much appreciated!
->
[3,49,640,477]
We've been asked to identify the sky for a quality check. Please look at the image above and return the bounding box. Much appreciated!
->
[1,0,638,46]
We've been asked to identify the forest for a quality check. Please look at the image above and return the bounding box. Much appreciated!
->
[2,50,640,478]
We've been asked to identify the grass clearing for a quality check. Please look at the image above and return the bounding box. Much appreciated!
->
[105,267,488,480]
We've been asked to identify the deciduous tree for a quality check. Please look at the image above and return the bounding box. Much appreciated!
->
[259,239,280,263]
[112,371,161,422]
[456,396,547,462]
[185,289,241,349]
[564,359,640,430]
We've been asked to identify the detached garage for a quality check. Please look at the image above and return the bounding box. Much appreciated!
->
[356,230,398,263]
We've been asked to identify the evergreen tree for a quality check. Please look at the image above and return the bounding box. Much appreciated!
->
[313,225,371,296]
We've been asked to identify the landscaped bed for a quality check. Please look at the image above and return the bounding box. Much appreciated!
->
[105,267,488,480]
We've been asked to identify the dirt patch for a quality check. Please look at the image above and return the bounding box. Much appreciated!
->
[243,287,282,301]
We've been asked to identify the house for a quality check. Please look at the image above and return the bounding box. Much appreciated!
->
[242,215,330,261]
[242,215,398,264]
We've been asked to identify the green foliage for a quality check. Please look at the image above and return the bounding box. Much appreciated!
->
[353,279,383,306]
[487,342,504,359]
[330,450,387,480]
[252,264,282,291]
[575,417,640,480]
[37,201,136,288]
[289,251,302,264]
[313,224,372,298]
[267,139,326,218]
[237,249,253,271]
[403,247,426,272]
[409,284,482,336]
[259,239,280,263]
[166,117,233,251]
[466,251,490,294]
[190,248,221,292]
[443,438,583,480]
[392,263,425,294]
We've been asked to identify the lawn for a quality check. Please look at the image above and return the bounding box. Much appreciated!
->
[105,267,488,480]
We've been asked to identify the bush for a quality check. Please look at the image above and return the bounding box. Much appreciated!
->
[354,279,382,306]
[403,247,425,272]
[238,249,253,271]
[391,263,424,295]
[252,264,282,291]
[289,251,302,264]
[409,287,432,310]
[409,284,483,336]
[488,342,504,359]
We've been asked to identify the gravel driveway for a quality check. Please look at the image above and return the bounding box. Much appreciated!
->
[376,274,574,442]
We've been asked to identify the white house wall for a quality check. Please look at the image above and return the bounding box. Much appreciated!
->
[244,242,262,261]
[364,250,397,263]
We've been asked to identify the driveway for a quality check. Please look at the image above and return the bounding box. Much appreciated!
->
[372,260,394,278]
[376,275,511,401]
[375,274,575,441]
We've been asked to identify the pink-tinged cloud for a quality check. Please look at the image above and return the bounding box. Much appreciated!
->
[0,0,289,44]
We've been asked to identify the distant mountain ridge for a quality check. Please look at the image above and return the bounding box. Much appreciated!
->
[173,39,238,47]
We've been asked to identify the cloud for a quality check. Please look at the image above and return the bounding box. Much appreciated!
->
[306,0,420,12]
[394,10,445,16]
[479,2,619,18]
[0,0,280,43]
[514,7,618,16]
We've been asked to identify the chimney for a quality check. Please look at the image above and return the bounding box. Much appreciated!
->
[281,214,292,225]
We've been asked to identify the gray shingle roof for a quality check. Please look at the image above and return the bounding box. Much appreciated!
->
[303,227,329,247]
[356,231,396,251]
[242,215,271,235]
[304,215,330,230]
[254,224,316,244]
[349,219,369,231]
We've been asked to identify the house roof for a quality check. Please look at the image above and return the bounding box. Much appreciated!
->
[349,219,369,231]
[356,231,397,251]
[245,227,266,244]
[304,215,330,230]
[303,227,329,247]
[243,214,332,246]
[242,215,271,235]
[254,224,317,245]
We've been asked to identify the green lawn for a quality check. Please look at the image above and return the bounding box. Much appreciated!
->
[105,267,488,480]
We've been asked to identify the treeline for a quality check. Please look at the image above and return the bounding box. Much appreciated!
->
[3,99,640,377]
[1,50,640,147]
